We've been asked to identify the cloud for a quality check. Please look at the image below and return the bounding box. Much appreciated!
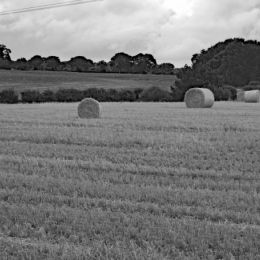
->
[0,0,260,66]
[153,0,260,66]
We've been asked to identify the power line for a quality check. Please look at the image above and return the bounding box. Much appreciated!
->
[0,0,102,15]
[0,0,103,15]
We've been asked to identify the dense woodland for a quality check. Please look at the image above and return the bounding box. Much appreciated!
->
[1,38,260,103]
[176,38,260,88]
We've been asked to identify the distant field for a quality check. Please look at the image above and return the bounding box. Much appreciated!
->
[0,70,176,92]
[0,102,259,259]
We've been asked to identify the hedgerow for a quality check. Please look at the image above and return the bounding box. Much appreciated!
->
[0,85,237,103]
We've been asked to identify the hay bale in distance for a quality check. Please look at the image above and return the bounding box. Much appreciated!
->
[184,88,214,108]
[77,98,101,118]
[244,90,260,103]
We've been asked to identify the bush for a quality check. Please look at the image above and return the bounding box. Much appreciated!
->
[0,89,19,103]
[105,89,121,101]
[83,88,108,101]
[139,86,173,102]
[209,85,236,101]
[133,88,143,100]
[171,81,207,102]
[223,86,237,100]
[170,85,186,101]
[21,90,42,103]
[55,89,84,102]
[118,89,136,101]
[0,59,12,70]
[220,88,231,101]
[41,90,56,102]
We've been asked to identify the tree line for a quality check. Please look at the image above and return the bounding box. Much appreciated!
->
[2,38,260,83]
[2,38,260,84]
[0,45,175,74]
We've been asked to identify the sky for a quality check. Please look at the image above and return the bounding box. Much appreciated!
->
[0,0,260,67]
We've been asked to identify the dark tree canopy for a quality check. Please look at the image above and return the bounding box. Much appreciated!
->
[69,56,94,64]
[111,52,132,62]
[0,44,11,61]
[46,56,60,62]
[132,53,157,65]
[28,55,44,62]
[179,38,260,87]
[16,57,27,62]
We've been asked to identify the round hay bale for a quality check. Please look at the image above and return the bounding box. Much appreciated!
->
[77,98,101,118]
[184,88,214,108]
[244,90,260,103]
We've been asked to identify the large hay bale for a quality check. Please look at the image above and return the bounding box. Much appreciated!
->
[244,90,260,103]
[184,88,214,108]
[77,98,101,118]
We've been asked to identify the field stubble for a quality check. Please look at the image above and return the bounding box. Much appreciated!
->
[0,102,259,259]
[0,70,176,92]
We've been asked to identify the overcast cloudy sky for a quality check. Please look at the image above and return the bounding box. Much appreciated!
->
[0,0,260,67]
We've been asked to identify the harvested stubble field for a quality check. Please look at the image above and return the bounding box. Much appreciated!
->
[0,101,259,259]
[0,70,176,92]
